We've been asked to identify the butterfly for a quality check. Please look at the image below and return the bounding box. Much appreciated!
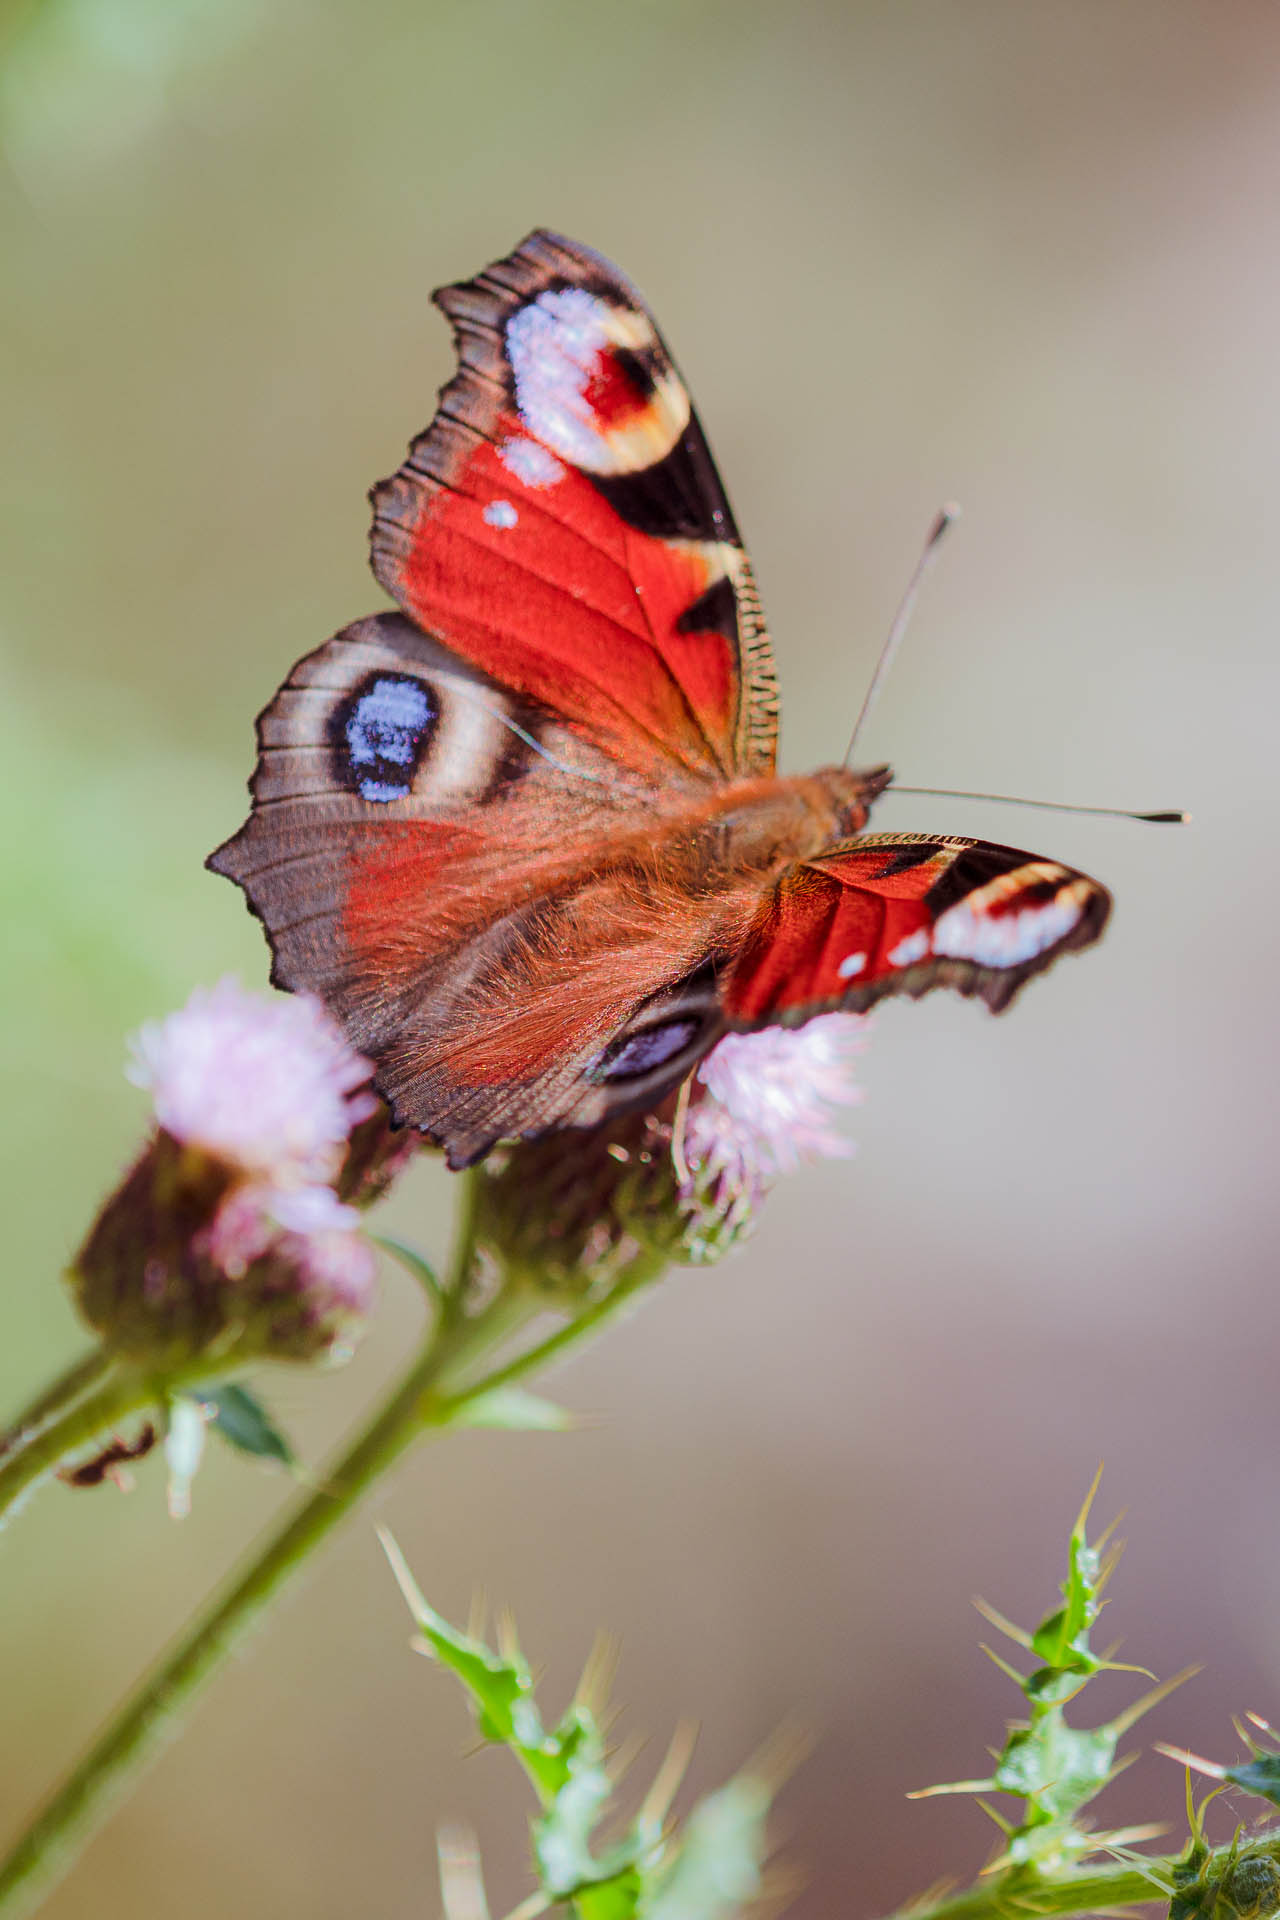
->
[209,230,1111,1170]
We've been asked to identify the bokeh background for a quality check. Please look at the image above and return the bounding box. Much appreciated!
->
[3,2,1279,1914]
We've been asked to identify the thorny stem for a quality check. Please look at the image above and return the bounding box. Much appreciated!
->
[0,1170,663,1919]
[874,1844,1260,1920]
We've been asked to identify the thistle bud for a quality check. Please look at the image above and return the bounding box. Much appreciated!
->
[71,981,381,1371]
[474,1014,868,1292]
[1222,1853,1280,1920]
[474,1104,686,1295]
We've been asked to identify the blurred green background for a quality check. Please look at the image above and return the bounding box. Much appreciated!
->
[2,2,1277,1914]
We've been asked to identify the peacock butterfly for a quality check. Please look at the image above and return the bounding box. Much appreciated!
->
[209,230,1111,1169]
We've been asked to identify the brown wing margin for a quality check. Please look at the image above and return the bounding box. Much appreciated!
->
[368,228,780,778]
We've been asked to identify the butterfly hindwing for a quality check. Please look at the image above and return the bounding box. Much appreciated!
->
[210,611,746,1166]
[724,833,1112,1024]
[369,229,779,783]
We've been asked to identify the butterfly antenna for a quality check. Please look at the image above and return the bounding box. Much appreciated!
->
[889,786,1190,824]
[843,504,960,770]
[452,683,607,785]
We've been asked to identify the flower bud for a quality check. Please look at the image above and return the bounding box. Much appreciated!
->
[474,1014,868,1291]
[1222,1853,1280,1920]
[72,1133,377,1368]
[475,1104,686,1295]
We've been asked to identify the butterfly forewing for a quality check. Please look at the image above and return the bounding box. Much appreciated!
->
[724,833,1112,1024]
[369,229,779,782]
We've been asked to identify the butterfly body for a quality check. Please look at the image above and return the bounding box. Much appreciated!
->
[211,230,1111,1168]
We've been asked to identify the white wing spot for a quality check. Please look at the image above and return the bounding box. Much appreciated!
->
[505,286,689,476]
[931,893,1083,967]
[498,437,566,489]
[838,951,868,979]
[482,499,519,529]
[507,288,615,469]
[887,929,931,968]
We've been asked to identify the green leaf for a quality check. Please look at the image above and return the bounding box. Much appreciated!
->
[450,1387,575,1431]
[380,1532,560,1798]
[533,1712,633,1899]
[372,1232,441,1301]
[1225,1755,1280,1808]
[185,1384,295,1467]
[382,1541,784,1920]
[994,1718,1115,1822]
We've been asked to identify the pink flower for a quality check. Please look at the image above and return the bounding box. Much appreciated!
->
[126,979,376,1184]
[685,1014,867,1185]
[271,1186,378,1324]
[188,1162,376,1360]
[73,983,384,1370]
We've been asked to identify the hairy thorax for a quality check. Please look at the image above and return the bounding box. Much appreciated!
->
[658,764,890,891]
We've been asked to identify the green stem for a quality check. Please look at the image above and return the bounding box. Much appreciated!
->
[0,1368,162,1527]
[431,1248,666,1418]
[0,1187,656,1919]
[897,1864,1162,1920]
[0,1347,116,1460]
[876,1833,1280,1920]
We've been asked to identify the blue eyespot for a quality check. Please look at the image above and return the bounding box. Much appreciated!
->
[600,1018,701,1082]
[342,675,437,803]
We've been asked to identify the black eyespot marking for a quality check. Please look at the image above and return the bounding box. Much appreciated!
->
[336,673,437,803]
[598,1017,702,1082]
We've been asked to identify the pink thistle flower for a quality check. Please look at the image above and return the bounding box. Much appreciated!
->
[126,979,376,1184]
[73,983,384,1370]
[199,1182,377,1357]
[270,1186,378,1327]
[686,1014,867,1184]
[201,1180,367,1280]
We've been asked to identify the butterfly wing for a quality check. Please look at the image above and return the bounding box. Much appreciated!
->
[723,833,1112,1023]
[212,232,794,1166]
[210,610,743,1167]
[369,228,779,782]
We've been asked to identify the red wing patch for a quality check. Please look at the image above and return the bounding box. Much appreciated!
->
[725,833,1112,1022]
[369,230,778,782]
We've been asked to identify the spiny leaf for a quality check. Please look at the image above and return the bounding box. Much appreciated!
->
[532,1711,635,1899]
[993,1721,1115,1819]
[382,1542,784,1920]
[1225,1754,1280,1809]
[379,1530,552,1788]
[917,1476,1178,1872]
